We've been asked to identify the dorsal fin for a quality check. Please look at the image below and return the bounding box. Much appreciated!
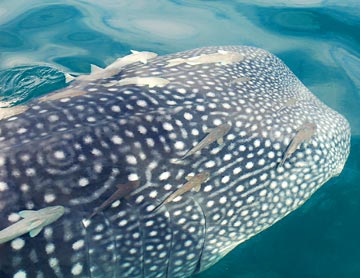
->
[64,73,76,83]
[130,50,140,54]
[90,64,103,73]
[18,210,38,219]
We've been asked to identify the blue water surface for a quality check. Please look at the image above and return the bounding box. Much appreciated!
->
[0,0,359,277]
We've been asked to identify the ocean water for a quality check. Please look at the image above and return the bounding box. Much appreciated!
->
[0,0,359,277]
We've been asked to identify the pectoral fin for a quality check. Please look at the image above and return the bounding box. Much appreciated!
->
[139,58,148,64]
[29,226,43,238]
[185,174,194,181]
[217,137,224,145]
[193,184,201,192]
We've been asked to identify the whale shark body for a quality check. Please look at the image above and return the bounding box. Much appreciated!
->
[0,46,350,278]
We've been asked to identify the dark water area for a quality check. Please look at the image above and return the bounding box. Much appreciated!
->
[0,0,359,277]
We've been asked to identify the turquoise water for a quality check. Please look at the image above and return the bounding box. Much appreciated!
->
[0,0,359,277]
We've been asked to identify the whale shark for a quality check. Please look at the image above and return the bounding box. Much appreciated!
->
[0,46,350,278]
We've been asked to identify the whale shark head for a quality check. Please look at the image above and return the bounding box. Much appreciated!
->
[0,46,350,278]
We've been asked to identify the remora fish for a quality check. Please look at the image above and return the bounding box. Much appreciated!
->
[182,122,232,159]
[107,76,170,88]
[0,206,65,244]
[76,50,157,81]
[154,171,210,210]
[279,122,317,166]
[0,46,350,278]
[166,50,244,67]
[88,180,139,219]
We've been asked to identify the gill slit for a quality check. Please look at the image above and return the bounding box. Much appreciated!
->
[81,218,93,278]
[192,196,207,275]
[165,205,173,278]
[102,212,117,278]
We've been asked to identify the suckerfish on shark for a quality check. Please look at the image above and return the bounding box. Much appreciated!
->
[279,122,317,166]
[106,76,170,88]
[76,50,158,81]
[0,206,65,244]
[88,180,139,219]
[166,50,244,68]
[154,171,210,210]
[182,123,232,159]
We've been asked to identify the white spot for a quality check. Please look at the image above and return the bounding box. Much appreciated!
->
[71,263,83,275]
[118,219,128,227]
[128,173,139,181]
[111,135,123,145]
[72,240,84,250]
[221,175,230,183]
[138,125,147,134]
[78,178,89,187]
[49,257,59,268]
[184,112,193,120]
[245,161,254,169]
[8,213,20,222]
[146,138,155,147]
[219,196,227,204]
[48,115,59,122]
[46,243,55,254]
[233,167,242,175]
[149,191,158,198]
[174,141,185,150]
[126,155,137,165]
[17,128,27,134]
[159,171,171,181]
[111,105,121,112]
[135,195,144,204]
[0,181,9,192]
[236,185,245,192]
[163,122,173,131]
[11,238,25,250]
[205,160,216,168]
[207,200,215,208]
[184,240,192,247]
[44,193,56,203]
[137,100,147,107]
[177,88,187,94]
[246,196,255,203]
[54,151,65,159]
[14,270,27,278]
[281,181,288,189]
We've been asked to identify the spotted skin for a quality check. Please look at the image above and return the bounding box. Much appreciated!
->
[0,46,350,278]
